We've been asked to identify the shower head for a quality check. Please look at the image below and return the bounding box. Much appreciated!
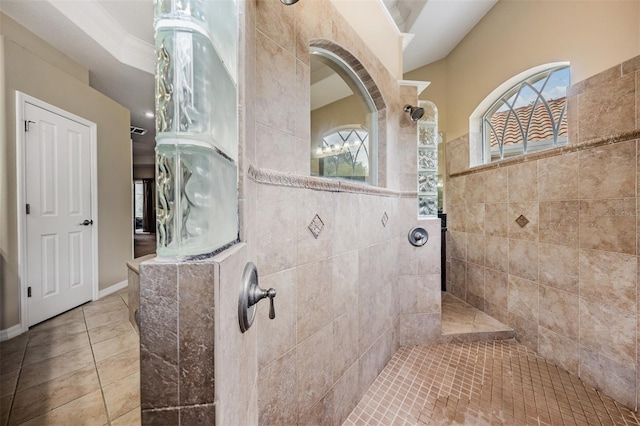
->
[404,105,425,121]
[281,0,300,4]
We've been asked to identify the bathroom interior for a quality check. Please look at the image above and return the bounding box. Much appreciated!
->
[0,0,639,424]
[136,0,640,424]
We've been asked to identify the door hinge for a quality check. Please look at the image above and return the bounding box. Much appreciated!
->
[26,204,30,215]
[24,120,35,132]
[27,287,32,297]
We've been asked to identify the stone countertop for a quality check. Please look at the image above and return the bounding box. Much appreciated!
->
[126,254,156,274]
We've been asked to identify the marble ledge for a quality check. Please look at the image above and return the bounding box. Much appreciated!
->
[144,242,245,265]
[450,128,640,179]
[247,164,417,198]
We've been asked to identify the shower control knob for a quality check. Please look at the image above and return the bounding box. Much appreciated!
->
[408,226,429,247]
[239,262,277,333]
[268,289,276,319]
[249,286,277,320]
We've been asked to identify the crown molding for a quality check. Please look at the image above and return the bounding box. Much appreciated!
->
[48,0,154,74]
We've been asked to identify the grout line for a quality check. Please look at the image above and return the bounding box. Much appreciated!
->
[83,298,131,426]
[4,298,137,426]
[4,334,28,426]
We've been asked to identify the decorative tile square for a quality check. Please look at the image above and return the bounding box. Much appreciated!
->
[308,214,324,239]
[381,212,389,227]
[515,215,529,228]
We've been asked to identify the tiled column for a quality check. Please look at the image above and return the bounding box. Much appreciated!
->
[139,260,216,424]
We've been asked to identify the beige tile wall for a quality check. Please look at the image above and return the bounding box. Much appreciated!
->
[445,55,640,410]
[140,1,442,425]
[248,0,441,424]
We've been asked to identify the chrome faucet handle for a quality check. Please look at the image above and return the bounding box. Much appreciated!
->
[239,262,277,332]
[249,286,277,319]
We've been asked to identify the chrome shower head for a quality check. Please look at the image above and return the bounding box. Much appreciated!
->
[404,104,425,121]
[281,0,300,4]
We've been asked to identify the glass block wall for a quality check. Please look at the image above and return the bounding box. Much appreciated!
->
[154,0,239,257]
[417,100,438,217]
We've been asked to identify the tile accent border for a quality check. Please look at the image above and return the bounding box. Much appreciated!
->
[451,128,640,178]
[247,164,417,198]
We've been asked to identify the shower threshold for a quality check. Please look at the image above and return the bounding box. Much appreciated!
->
[440,292,515,343]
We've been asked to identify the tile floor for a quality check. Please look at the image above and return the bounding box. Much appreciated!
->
[4,290,639,425]
[0,289,140,426]
[344,340,640,425]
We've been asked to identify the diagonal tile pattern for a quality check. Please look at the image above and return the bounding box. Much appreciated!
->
[0,288,140,426]
[344,341,640,425]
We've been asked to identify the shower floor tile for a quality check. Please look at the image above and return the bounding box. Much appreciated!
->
[344,341,640,425]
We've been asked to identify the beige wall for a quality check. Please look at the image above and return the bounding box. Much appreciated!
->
[310,94,368,175]
[330,0,403,79]
[311,95,368,146]
[0,15,132,329]
[406,0,640,141]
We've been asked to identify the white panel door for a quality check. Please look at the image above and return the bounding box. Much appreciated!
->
[25,102,93,326]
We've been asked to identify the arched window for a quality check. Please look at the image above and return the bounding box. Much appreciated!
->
[481,65,570,162]
[313,125,370,181]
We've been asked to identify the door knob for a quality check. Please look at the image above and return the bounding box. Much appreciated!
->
[80,219,94,226]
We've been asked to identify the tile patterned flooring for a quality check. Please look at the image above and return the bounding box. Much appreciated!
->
[0,289,140,426]
[345,340,640,425]
[4,290,639,425]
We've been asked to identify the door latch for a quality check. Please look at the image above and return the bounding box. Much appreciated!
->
[80,219,94,226]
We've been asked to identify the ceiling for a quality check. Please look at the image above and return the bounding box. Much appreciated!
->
[0,0,496,165]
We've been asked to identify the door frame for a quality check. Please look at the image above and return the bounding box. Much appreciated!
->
[16,91,99,332]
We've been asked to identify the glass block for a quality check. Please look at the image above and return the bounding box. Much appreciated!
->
[155,0,207,27]
[418,196,438,217]
[418,125,436,146]
[207,0,238,83]
[419,100,438,123]
[156,143,238,257]
[418,172,438,194]
[155,28,238,160]
[418,149,438,170]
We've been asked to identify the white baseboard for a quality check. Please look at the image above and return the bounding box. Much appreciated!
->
[1,279,129,340]
[97,280,128,300]
[0,324,26,341]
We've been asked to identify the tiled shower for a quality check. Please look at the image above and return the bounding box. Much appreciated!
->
[445,55,640,409]
[139,0,442,423]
